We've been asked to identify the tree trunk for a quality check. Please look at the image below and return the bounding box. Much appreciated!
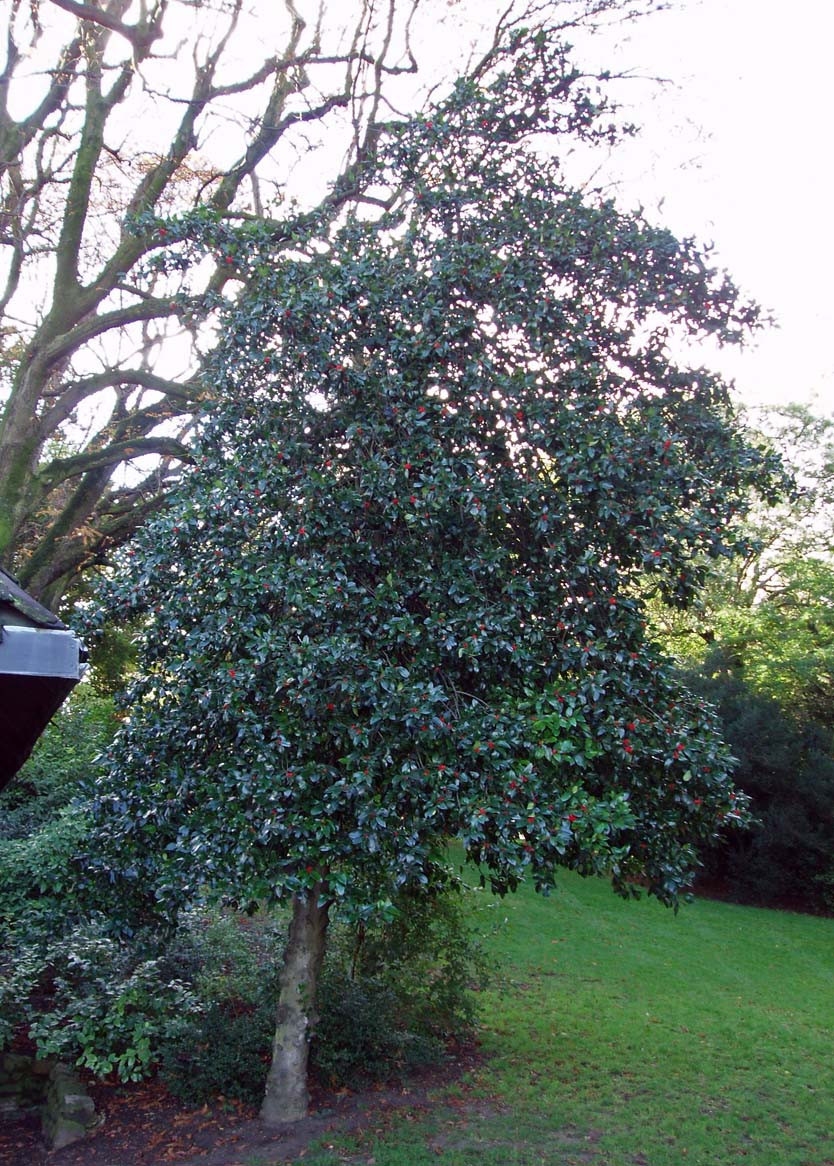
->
[260,887,330,1125]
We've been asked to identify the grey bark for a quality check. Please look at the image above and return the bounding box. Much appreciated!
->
[261,887,330,1125]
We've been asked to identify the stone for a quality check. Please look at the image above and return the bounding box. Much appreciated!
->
[62,1092,96,1120]
[2,1053,28,1073]
[46,1115,88,1151]
[40,1062,98,1150]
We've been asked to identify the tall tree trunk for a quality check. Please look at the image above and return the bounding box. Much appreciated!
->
[260,887,330,1125]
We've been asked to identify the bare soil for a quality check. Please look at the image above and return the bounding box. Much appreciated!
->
[0,1044,483,1166]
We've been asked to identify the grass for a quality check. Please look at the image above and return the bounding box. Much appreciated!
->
[277,871,834,1166]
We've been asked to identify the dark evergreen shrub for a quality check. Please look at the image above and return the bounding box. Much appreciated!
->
[687,655,834,912]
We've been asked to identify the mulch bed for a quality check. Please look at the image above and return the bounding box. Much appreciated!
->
[0,1044,483,1166]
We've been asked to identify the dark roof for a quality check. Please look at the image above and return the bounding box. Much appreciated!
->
[0,673,78,790]
[0,567,79,791]
[0,567,66,629]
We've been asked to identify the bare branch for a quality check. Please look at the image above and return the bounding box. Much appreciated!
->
[47,0,164,52]
[41,296,191,367]
[41,433,192,484]
[40,367,199,432]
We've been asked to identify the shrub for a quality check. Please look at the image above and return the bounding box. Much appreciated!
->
[687,658,834,912]
[0,877,487,1098]
[0,922,201,1081]
[0,802,90,933]
[159,1002,275,1105]
[311,884,489,1089]
[0,690,118,965]
[160,884,489,1103]
[158,909,283,1104]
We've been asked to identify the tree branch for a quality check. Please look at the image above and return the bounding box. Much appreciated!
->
[40,368,200,432]
[47,0,164,52]
[41,434,192,483]
[41,296,192,368]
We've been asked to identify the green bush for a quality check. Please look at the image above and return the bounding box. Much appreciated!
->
[159,1002,275,1104]
[160,885,489,1103]
[687,657,834,912]
[158,908,283,1104]
[0,922,201,1081]
[311,885,489,1089]
[0,802,90,932]
[312,963,439,1088]
[0,689,118,963]
[0,877,487,1097]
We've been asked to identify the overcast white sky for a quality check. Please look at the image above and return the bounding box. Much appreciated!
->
[11,0,830,415]
[570,0,833,410]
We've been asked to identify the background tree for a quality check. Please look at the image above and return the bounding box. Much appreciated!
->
[683,658,834,912]
[0,0,659,607]
[85,22,781,1123]
[650,401,834,722]
[647,402,834,910]
[0,0,454,604]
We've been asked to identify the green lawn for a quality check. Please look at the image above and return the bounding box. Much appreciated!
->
[288,872,834,1166]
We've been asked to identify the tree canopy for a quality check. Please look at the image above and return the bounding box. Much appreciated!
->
[0,0,662,606]
[650,402,834,724]
[84,21,783,1121]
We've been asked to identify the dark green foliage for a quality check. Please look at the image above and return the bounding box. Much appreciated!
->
[160,1003,274,1105]
[157,909,280,1102]
[84,620,140,697]
[83,26,784,933]
[0,689,161,1075]
[1,890,484,1094]
[312,886,488,1088]
[312,968,438,1090]
[688,657,834,912]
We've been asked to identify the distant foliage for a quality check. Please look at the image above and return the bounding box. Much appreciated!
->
[649,402,834,726]
[688,659,834,912]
